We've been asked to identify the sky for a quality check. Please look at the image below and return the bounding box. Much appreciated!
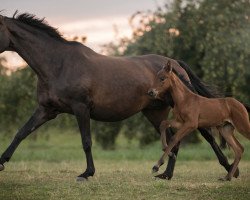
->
[0,0,166,68]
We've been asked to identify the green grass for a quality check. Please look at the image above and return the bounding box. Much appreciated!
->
[0,130,250,200]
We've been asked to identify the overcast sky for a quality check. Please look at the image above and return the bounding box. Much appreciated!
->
[1,0,166,68]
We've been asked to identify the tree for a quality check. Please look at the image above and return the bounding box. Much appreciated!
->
[0,67,37,133]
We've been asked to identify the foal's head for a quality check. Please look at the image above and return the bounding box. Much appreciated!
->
[148,61,173,100]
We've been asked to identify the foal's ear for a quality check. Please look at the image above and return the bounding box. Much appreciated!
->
[163,61,172,73]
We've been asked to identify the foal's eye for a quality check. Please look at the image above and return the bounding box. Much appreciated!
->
[160,77,165,82]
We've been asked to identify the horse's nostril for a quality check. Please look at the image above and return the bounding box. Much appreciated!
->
[148,90,154,97]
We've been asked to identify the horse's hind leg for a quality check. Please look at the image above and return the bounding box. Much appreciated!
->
[218,125,244,181]
[0,107,57,170]
[198,128,239,178]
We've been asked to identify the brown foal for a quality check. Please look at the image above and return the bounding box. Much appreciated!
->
[150,61,250,181]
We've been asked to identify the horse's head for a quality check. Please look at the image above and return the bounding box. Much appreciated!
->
[0,15,10,53]
[148,60,173,100]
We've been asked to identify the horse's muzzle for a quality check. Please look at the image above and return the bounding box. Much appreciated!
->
[147,89,158,98]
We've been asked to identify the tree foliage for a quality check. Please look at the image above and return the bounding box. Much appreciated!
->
[115,0,250,101]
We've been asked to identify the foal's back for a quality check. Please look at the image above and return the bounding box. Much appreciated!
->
[197,96,231,127]
[197,95,250,137]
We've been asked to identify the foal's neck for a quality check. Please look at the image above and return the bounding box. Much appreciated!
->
[6,18,66,82]
[169,74,195,108]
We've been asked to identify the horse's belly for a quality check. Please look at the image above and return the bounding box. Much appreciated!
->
[90,96,149,122]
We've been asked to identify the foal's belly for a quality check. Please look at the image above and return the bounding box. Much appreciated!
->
[198,112,230,128]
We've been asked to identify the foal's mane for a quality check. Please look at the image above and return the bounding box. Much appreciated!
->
[172,68,196,92]
[12,11,66,42]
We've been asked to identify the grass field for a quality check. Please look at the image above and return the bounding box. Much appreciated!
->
[0,130,250,200]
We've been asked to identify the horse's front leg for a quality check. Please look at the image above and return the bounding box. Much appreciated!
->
[0,107,57,170]
[72,103,95,181]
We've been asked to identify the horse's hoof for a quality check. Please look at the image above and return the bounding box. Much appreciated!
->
[0,164,4,171]
[76,176,88,182]
[218,177,226,181]
[218,176,231,181]
[152,166,159,173]
[155,173,171,180]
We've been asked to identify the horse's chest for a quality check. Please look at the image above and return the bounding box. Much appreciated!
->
[37,86,71,112]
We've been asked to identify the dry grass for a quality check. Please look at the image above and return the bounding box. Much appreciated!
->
[0,160,250,200]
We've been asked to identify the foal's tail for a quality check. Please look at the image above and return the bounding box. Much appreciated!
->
[177,60,222,98]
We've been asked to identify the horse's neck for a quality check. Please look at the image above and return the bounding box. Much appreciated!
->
[170,74,194,108]
[6,18,64,81]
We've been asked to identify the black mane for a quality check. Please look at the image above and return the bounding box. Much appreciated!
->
[13,12,66,42]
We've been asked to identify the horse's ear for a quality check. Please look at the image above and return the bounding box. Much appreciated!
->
[0,16,3,24]
[163,61,172,73]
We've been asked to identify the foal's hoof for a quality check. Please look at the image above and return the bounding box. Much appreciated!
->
[155,173,171,180]
[76,176,88,182]
[152,166,159,173]
[0,164,4,171]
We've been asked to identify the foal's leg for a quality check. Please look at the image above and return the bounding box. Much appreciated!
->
[160,120,170,151]
[154,127,181,179]
[152,120,173,173]
[0,107,57,170]
[198,128,239,178]
[153,122,196,172]
[142,108,180,179]
[218,125,244,181]
[72,103,95,181]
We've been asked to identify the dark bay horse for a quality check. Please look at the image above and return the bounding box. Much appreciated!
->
[149,61,250,181]
[0,12,234,181]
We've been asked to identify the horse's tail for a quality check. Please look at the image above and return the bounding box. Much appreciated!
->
[177,60,226,147]
[243,103,250,113]
[177,60,222,98]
